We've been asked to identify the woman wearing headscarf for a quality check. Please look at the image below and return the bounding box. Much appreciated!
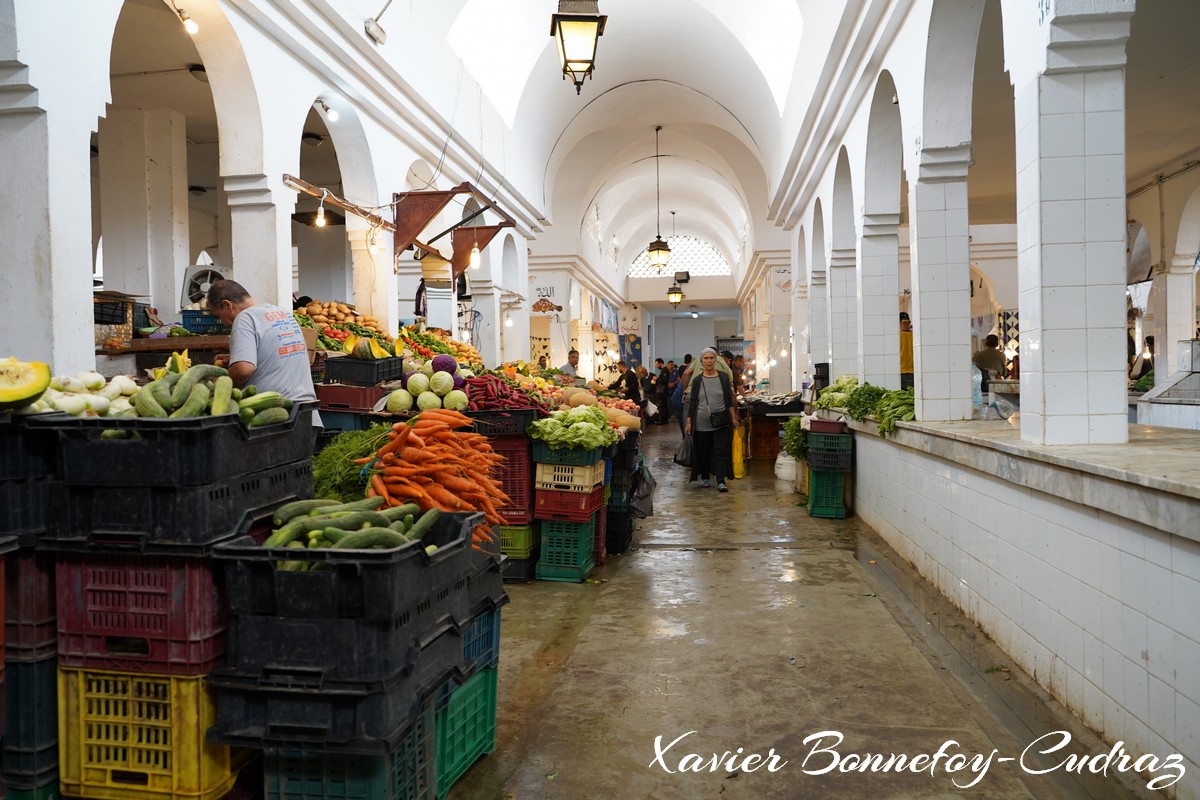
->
[685,348,739,491]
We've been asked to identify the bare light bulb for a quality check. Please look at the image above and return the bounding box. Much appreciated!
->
[179,10,199,34]
[469,245,481,270]
[314,204,326,227]
[504,315,513,328]
[368,234,378,255]
[780,348,788,357]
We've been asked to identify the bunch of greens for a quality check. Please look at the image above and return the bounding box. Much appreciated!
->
[845,384,887,421]
[312,424,394,502]
[528,405,619,450]
[813,375,859,410]
[874,388,915,437]
[1134,370,1154,392]
[783,416,808,460]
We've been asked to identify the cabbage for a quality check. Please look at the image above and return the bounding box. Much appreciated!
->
[418,361,434,377]
[406,373,430,396]
[429,371,454,397]
[431,354,458,374]
[452,374,465,390]
[416,391,442,411]
[386,389,414,413]
[443,389,469,410]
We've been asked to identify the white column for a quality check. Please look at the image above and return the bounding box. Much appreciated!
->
[348,227,398,338]
[808,275,829,370]
[828,247,859,380]
[909,147,974,421]
[791,284,812,385]
[97,107,190,315]
[859,213,901,388]
[469,279,502,367]
[0,69,95,373]
[224,175,295,307]
[1014,59,1130,444]
[1162,257,1196,385]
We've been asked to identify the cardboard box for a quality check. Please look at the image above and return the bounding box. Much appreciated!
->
[302,327,318,365]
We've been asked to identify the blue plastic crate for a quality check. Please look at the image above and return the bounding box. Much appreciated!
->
[181,309,229,335]
[602,457,613,486]
[461,606,500,675]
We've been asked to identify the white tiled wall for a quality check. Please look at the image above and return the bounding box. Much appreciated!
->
[829,250,859,380]
[859,227,901,389]
[855,435,1200,798]
[809,276,829,367]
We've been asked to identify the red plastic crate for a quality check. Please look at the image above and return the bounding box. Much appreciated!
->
[55,552,226,674]
[490,435,533,526]
[316,382,388,413]
[594,506,607,566]
[533,484,604,522]
[6,550,56,660]
[808,418,846,433]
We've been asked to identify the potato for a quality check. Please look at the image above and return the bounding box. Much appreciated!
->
[337,303,350,314]
[305,303,322,314]
[311,315,329,324]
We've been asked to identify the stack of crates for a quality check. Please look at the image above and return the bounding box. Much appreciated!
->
[805,421,852,519]
[605,433,641,555]
[209,511,506,800]
[22,400,321,800]
[531,442,605,582]
[490,431,535,584]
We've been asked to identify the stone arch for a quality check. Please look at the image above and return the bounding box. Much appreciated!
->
[310,95,380,225]
[831,148,855,251]
[864,72,903,216]
[921,0,988,152]
[1175,187,1200,266]
[502,233,520,292]
[811,199,827,279]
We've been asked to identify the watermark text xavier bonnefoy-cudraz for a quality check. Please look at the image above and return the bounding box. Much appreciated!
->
[648,730,1186,790]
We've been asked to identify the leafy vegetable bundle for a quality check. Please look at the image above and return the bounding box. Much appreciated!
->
[527,405,619,450]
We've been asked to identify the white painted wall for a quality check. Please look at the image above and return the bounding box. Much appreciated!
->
[653,316,717,365]
[293,223,353,303]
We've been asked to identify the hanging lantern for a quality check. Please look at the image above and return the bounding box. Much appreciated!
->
[667,285,684,307]
[550,1,607,94]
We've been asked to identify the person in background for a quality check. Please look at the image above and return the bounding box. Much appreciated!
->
[899,312,915,390]
[670,364,687,436]
[207,279,322,435]
[537,355,548,370]
[293,295,313,312]
[685,348,739,492]
[637,365,655,418]
[559,349,581,382]
[720,350,735,370]
[608,360,642,406]
[653,357,671,423]
[731,355,748,396]
[680,353,693,378]
[972,334,1006,379]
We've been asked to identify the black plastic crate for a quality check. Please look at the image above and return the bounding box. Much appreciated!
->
[208,621,464,755]
[213,514,477,685]
[607,509,635,555]
[462,408,538,437]
[805,449,852,472]
[6,550,56,661]
[0,478,51,545]
[1,655,57,788]
[43,460,313,551]
[0,415,56,481]
[32,401,317,487]
[323,357,404,387]
[501,550,537,584]
[617,431,641,451]
[92,300,127,325]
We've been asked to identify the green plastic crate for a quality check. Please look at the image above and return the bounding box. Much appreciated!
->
[436,668,497,799]
[264,696,436,800]
[535,518,595,583]
[806,468,846,519]
[530,441,603,466]
[497,525,538,560]
[5,782,61,800]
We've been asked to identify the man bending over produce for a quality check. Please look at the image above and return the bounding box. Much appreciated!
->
[208,279,321,429]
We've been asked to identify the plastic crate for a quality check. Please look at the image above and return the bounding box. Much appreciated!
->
[530,441,602,467]
[207,621,464,754]
[181,310,229,335]
[806,432,852,453]
[6,550,56,661]
[212,513,476,686]
[606,510,635,555]
[489,436,532,526]
[594,506,607,567]
[316,383,388,413]
[55,552,225,674]
[319,410,375,435]
[611,447,638,472]
[58,667,239,800]
[435,668,496,799]
[808,418,846,434]
[0,414,56,481]
[602,457,613,486]
[460,604,501,676]
[617,431,641,451]
[323,357,404,387]
[607,486,630,513]
[501,550,538,584]
[533,461,605,493]
[533,485,604,523]
[6,778,58,799]
[497,525,537,559]
[44,461,312,552]
[805,449,853,472]
[0,478,52,544]
[536,518,595,583]
[462,408,538,437]
[466,549,506,624]
[2,655,57,787]
[807,469,847,519]
[93,300,129,325]
[32,401,317,488]
[263,697,436,800]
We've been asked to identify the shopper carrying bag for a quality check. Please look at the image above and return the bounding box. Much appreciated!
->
[685,348,739,491]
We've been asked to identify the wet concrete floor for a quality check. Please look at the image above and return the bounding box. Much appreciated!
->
[452,425,1151,799]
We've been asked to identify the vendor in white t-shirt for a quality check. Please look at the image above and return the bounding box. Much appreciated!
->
[559,349,582,383]
[207,279,321,429]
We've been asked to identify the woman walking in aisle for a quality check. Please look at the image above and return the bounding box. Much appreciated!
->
[685,348,739,491]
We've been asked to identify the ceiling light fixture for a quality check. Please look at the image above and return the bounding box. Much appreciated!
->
[317,99,339,122]
[646,126,670,270]
[550,0,607,95]
[301,132,324,147]
[505,312,513,328]
[667,284,683,308]
[173,4,199,35]
[364,0,393,45]
[691,309,698,319]
[368,232,379,255]
[315,189,328,228]
[187,64,208,83]
[469,244,481,270]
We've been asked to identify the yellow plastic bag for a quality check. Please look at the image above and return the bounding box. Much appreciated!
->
[732,425,747,479]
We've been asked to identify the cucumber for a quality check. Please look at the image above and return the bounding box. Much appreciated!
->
[388,520,410,534]
[403,514,414,531]
[133,386,168,418]
[169,383,210,418]
[332,527,411,550]
[310,497,385,516]
[147,379,175,413]
[379,503,420,522]
[210,376,234,415]
[242,385,257,398]
[274,499,341,527]
[406,508,441,541]
[249,407,289,427]
[231,387,243,402]
[321,527,350,544]
[239,391,288,413]
[162,372,183,389]
[263,511,391,548]
[239,407,255,426]
[171,364,228,409]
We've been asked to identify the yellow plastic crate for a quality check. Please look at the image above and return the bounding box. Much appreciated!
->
[58,666,239,800]
[534,461,606,493]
